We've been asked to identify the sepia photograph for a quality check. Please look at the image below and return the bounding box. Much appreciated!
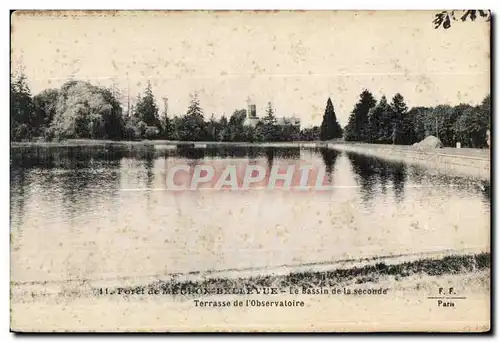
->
[9,10,491,332]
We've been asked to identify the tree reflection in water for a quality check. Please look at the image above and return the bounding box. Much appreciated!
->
[319,148,341,185]
[346,152,407,203]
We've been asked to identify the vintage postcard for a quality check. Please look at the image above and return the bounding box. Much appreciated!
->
[10,10,490,332]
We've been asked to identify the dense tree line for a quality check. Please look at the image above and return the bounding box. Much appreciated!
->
[10,72,321,142]
[11,71,490,148]
[344,90,490,148]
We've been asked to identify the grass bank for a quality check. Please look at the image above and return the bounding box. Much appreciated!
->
[11,252,490,331]
[115,252,490,298]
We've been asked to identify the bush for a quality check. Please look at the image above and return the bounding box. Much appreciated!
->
[144,126,160,140]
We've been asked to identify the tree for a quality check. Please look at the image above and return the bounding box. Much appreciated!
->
[366,95,391,143]
[454,106,489,148]
[32,89,59,139]
[144,126,160,140]
[48,80,125,140]
[99,87,126,139]
[123,115,140,140]
[264,101,275,121]
[480,94,491,148]
[161,115,171,140]
[228,109,247,142]
[344,90,376,142]
[300,126,320,141]
[405,103,474,147]
[242,124,261,142]
[163,94,206,142]
[262,101,278,141]
[217,115,231,142]
[390,93,408,144]
[205,114,218,141]
[186,93,204,118]
[374,96,396,144]
[479,94,491,131]
[169,116,184,141]
[179,93,206,141]
[405,106,430,144]
[135,81,160,130]
[10,69,35,141]
[159,97,171,139]
[319,98,343,141]
[277,124,300,142]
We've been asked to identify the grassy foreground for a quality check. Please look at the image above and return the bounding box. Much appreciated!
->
[118,252,491,297]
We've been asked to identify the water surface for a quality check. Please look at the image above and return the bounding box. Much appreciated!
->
[10,145,490,283]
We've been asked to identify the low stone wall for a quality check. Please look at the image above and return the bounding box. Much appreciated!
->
[328,143,490,180]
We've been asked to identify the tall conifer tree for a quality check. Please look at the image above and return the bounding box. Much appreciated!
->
[320,97,343,141]
[344,90,377,142]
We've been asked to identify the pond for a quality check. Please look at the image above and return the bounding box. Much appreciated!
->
[10,145,490,283]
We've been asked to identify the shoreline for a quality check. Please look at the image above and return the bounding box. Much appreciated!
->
[10,139,323,148]
[11,139,490,180]
[11,251,490,298]
[328,142,490,180]
[10,138,491,157]
[11,138,491,156]
[124,252,491,298]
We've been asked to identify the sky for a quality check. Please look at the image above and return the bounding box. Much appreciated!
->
[11,10,490,126]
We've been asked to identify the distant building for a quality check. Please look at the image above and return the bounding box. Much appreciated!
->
[244,103,260,127]
[248,104,257,118]
[243,103,301,129]
[276,116,300,127]
[244,117,261,128]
